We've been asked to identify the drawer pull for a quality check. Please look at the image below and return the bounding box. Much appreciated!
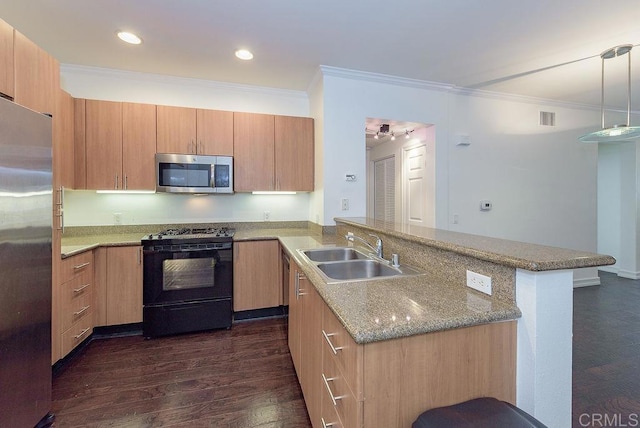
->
[73,262,90,270]
[322,373,342,406]
[73,283,90,293]
[322,330,343,355]
[74,305,90,317]
[321,418,336,428]
[74,327,91,340]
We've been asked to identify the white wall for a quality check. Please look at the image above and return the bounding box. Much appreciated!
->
[61,65,313,226]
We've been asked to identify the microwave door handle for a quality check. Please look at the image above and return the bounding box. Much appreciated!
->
[211,162,217,193]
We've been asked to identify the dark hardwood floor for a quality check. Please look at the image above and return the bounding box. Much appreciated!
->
[573,271,640,427]
[51,317,311,427]
[51,272,640,427]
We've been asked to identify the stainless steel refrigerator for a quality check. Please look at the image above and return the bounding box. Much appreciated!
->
[0,97,53,427]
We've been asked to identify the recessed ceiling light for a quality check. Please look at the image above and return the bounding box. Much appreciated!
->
[116,31,142,45]
[235,49,253,60]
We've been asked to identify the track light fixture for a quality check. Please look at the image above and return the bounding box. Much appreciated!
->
[366,124,414,141]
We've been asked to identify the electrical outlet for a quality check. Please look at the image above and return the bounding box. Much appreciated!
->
[341,198,349,211]
[466,270,492,295]
[113,212,122,225]
[263,211,271,221]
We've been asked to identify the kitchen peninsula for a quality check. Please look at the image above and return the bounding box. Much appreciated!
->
[60,218,614,428]
[323,217,615,427]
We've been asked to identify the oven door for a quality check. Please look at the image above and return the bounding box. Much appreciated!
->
[143,245,233,305]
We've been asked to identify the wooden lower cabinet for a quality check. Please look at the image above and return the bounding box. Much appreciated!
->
[94,246,143,326]
[289,259,323,426]
[233,240,281,311]
[58,251,94,359]
[291,278,517,428]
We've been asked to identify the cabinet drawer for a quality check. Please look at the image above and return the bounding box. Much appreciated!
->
[60,251,93,283]
[61,286,93,332]
[320,390,344,428]
[61,313,93,356]
[322,343,363,428]
[322,304,364,398]
[61,274,92,305]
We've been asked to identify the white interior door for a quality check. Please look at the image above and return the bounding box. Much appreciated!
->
[404,144,427,226]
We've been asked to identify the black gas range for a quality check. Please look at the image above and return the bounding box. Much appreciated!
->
[142,226,235,338]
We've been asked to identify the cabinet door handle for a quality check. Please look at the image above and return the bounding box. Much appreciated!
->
[115,173,119,190]
[322,373,341,406]
[124,175,128,190]
[73,283,90,293]
[322,330,343,355]
[295,271,306,298]
[74,327,91,340]
[199,141,204,154]
[137,247,142,265]
[321,418,336,428]
[74,305,90,317]
[73,262,90,270]
[55,186,65,232]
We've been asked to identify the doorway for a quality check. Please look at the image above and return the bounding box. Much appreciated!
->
[366,118,435,227]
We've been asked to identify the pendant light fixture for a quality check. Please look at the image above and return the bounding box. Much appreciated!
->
[579,44,640,143]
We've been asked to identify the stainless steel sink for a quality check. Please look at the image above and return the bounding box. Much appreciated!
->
[301,247,369,262]
[316,259,401,280]
[297,246,425,283]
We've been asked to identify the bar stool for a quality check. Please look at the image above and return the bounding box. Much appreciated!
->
[412,397,547,428]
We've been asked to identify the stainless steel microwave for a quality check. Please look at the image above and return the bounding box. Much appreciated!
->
[156,153,233,194]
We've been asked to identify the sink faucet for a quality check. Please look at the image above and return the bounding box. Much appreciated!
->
[345,232,383,258]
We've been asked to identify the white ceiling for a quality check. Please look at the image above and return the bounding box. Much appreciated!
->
[2,0,640,108]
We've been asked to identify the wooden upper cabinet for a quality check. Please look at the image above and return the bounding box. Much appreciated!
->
[275,116,314,191]
[82,100,156,190]
[122,102,156,190]
[85,100,123,190]
[234,112,275,191]
[196,109,233,155]
[157,105,233,155]
[156,105,196,154]
[14,30,58,114]
[53,89,75,189]
[0,18,14,99]
[74,99,87,189]
[234,113,314,192]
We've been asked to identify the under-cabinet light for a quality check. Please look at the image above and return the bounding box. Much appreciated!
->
[96,190,156,194]
[252,191,297,195]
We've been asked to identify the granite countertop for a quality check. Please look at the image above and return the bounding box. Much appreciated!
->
[279,236,521,344]
[335,217,616,271]
[61,233,148,257]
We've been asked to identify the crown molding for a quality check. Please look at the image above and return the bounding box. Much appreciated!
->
[319,65,454,93]
[318,65,640,115]
[60,64,308,100]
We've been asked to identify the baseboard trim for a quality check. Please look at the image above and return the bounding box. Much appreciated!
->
[573,276,601,288]
[618,269,640,280]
